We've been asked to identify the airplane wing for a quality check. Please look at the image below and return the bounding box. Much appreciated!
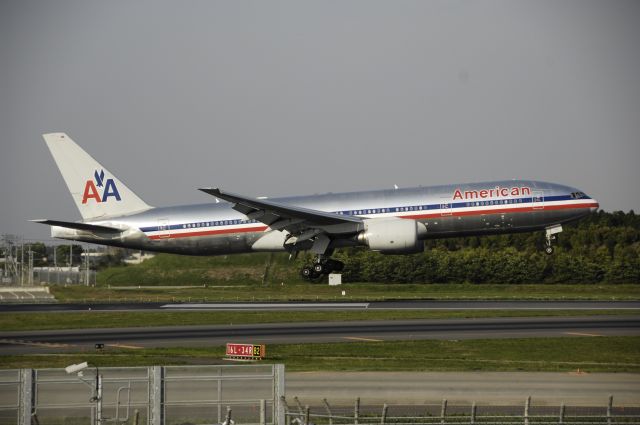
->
[198,187,364,253]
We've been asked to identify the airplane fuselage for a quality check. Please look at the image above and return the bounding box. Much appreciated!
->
[52,179,598,255]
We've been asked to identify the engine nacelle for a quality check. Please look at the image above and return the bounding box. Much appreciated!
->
[357,218,425,254]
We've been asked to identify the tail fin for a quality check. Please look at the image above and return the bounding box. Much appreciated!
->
[43,133,152,220]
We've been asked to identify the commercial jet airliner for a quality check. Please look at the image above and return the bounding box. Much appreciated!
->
[35,133,599,280]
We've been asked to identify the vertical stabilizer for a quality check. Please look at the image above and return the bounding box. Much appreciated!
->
[43,133,152,220]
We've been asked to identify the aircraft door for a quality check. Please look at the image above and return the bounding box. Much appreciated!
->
[532,191,544,210]
[157,219,171,238]
[440,199,452,216]
[499,212,513,229]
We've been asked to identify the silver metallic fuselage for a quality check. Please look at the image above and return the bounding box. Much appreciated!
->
[52,179,599,255]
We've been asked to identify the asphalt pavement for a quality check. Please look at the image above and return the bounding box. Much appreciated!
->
[1,300,639,312]
[1,315,638,354]
[287,371,640,406]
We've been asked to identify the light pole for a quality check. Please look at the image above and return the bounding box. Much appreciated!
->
[85,244,90,286]
[65,362,103,425]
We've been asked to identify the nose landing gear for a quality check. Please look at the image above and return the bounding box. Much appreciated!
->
[544,224,562,255]
[300,257,345,282]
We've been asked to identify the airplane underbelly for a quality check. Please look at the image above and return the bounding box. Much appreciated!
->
[141,233,259,255]
[420,207,587,238]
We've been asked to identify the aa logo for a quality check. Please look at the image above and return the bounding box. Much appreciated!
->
[81,169,121,204]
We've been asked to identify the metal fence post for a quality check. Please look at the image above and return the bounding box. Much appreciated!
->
[150,366,164,425]
[224,406,233,425]
[470,402,476,425]
[218,367,223,424]
[275,365,286,425]
[280,396,291,425]
[294,397,305,415]
[607,395,613,425]
[323,398,333,425]
[440,399,447,425]
[19,369,34,425]
[96,372,103,425]
[355,397,360,425]
[381,403,388,425]
[524,396,531,425]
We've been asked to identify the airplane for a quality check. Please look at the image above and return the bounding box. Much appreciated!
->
[35,133,599,281]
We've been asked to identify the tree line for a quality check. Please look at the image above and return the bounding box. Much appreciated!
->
[329,210,640,284]
[10,211,639,284]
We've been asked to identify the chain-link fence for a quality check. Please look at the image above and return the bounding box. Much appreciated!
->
[0,370,19,425]
[3,368,639,425]
[0,365,285,425]
[32,269,96,286]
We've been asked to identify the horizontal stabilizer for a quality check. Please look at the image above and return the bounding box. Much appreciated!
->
[30,219,123,234]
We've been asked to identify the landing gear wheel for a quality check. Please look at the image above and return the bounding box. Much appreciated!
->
[301,256,346,282]
[545,246,554,255]
[301,266,322,282]
[301,266,314,279]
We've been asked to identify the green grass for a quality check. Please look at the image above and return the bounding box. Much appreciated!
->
[98,252,295,286]
[1,309,638,331]
[50,283,640,303]
[271,336,640,372]
[1,337,638,372]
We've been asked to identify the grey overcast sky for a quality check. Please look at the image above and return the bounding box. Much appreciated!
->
[1,0,639,241]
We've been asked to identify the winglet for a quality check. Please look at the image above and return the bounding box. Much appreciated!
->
[199,187,222,196]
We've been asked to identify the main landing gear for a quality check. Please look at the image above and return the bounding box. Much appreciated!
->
[544,224,563,255]
[301,257,345,281]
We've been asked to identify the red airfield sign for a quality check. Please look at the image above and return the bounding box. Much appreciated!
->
[226,343,266,359]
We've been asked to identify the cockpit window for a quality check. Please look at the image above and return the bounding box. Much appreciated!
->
[570,191,587,199]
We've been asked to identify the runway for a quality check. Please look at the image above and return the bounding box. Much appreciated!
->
[1,315,638,354]
[1,300,639,312]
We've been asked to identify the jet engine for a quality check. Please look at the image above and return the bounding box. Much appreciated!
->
[357,218,425,254]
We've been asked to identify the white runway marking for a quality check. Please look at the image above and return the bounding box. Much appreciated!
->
[564,332,604,337]
[0,338,71,348]
[161,303,370,309]
[343,336,384,342]
[106,343,144,349]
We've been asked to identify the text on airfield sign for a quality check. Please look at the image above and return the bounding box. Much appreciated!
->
[226,343,266,359]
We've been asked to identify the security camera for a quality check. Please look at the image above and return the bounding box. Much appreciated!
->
[65,362,88,374]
